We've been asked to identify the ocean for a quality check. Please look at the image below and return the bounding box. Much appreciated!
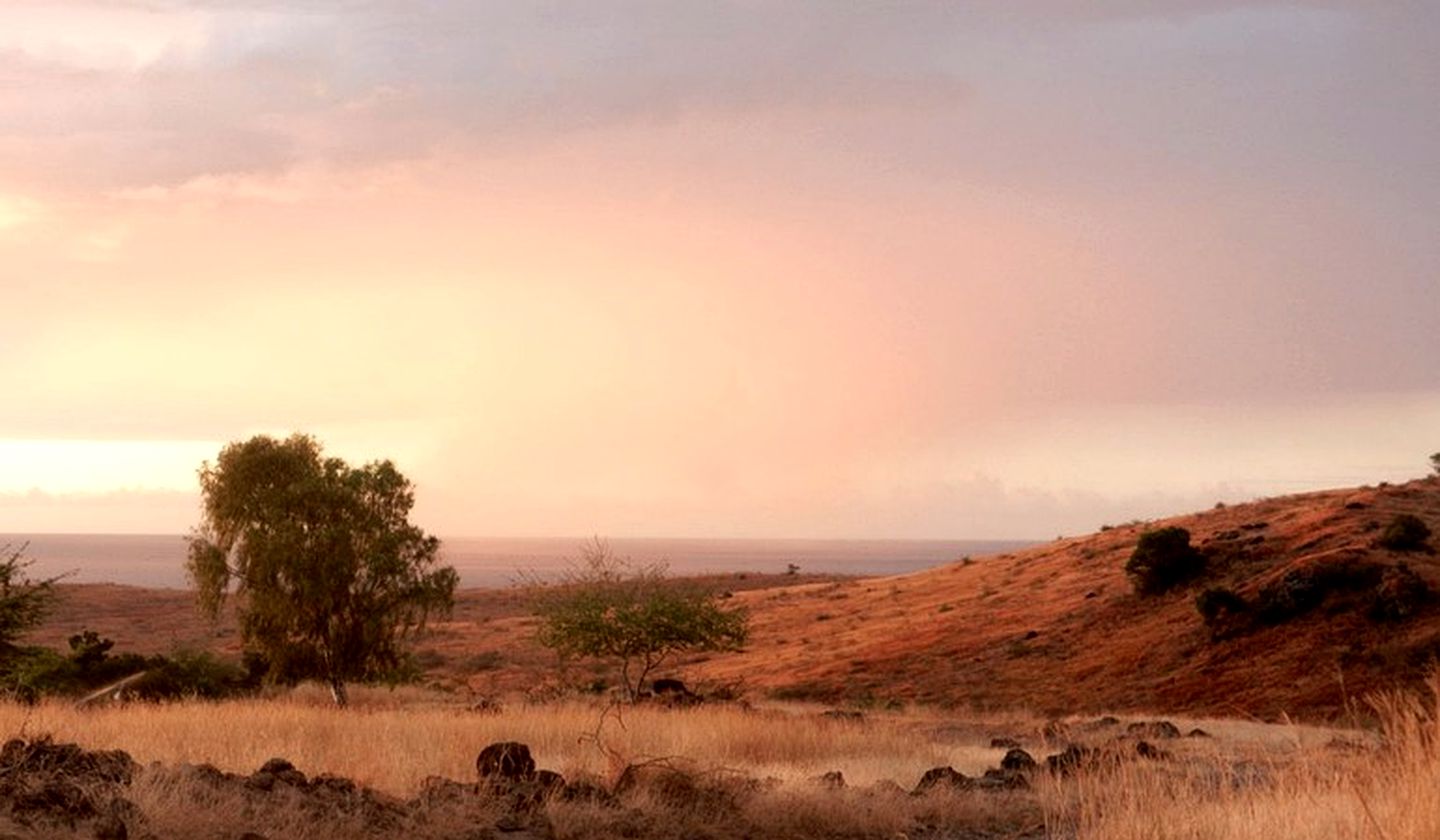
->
[0,534,1035,590]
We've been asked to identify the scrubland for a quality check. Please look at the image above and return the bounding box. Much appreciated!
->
[0,680,1435,839]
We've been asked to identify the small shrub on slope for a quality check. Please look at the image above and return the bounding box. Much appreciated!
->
[1195,588,1250,640]
[1126,527,1206,596]
[1378,514,1431,552]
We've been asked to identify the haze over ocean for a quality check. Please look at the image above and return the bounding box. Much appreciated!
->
[2,534,1035,590]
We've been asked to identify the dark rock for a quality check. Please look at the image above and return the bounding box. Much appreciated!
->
[1084,590,1099,599]
[533,770,566,797]
[0,739,137,785]
[1134,741,1171,760]
[989,737,1021,750]
[310,774,359,796]
[418,775,474,805]
[1045,745,1096,775]
[652,678,689,696]
[257,758,295,776]
[252,758,306,788]
[1000,749,1037,773]
[1186,728,1212,739]
[811,770,845,790]
[613,764,742,812]
[559,778,616,806]
[477,742,536,783]
[178,763,235,787]
[913,766,973,793]
[1126,720,1181,739]
[1023,630,1039,640]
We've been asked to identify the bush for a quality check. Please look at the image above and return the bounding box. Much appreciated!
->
[1126,528,1206,595]
[0,632,252,703]
[529,538,748,700]
[1195,588,1250,640]
[1371,563,1432,621]
[135,650,250,700]
[1379,514,1431,552]
[1255,560,1382,625]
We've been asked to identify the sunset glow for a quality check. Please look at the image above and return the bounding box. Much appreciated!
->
[3,3,1437,538]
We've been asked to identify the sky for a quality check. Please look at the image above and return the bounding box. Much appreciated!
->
[1,1,1438,539]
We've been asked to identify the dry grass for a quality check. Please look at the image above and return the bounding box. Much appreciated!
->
[28,479,1440,720]
[5,684,1440,839]
[0,689,1020,796]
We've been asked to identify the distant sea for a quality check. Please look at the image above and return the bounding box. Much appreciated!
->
[1,534,1036,590]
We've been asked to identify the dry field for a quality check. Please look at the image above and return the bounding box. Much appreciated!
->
[0,681,1436,839]
[28,479,1440,721]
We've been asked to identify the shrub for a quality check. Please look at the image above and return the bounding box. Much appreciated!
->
[135,650,250,700]
[1379,514,1431,552]
[1126,527,1206,595]
[1195,588,1250,640]
[1371,563,1432,621]
[1255,560,1382,625]
[529,538,748,700]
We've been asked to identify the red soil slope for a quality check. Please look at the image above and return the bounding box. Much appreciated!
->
[25,480,1440,720]
[686,478,1440,719]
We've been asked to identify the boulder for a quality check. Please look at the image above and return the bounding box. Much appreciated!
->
[1000,748,1037,773]
[1126,720,1181,739]
[913,766,973,794]
[477,742,536,784]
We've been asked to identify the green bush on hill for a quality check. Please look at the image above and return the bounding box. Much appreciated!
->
[1378,514,1431,552]
[1126,527,1206,596]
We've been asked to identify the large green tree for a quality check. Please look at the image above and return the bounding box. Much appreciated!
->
[186,434,457,706]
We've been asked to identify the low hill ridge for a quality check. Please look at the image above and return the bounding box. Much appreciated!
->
[689,477,1440,718]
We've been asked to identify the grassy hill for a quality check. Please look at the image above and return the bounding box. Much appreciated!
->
[25,477,1440,720]
[686,477,1440,718]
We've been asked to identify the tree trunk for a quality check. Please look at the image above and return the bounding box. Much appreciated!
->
[328,676,349,708]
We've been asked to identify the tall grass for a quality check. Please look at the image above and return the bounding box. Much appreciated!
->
[1,684,1435,839]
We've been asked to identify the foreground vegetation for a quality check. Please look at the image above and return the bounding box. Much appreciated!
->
[0,680,1435,839]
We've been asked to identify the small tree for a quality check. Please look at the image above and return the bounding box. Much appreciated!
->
[1430,452,1440,476]
[186,434,458,706]
[529,538,748,700]
[1125,527,1206,596]
[0,543,61,659]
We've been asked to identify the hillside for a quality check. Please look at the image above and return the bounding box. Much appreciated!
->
[23,478,1440,720]
[683,477,1440,718]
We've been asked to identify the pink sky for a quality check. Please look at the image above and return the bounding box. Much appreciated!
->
[2,2,1438,538]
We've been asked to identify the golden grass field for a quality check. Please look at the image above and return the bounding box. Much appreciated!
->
[0,680,1435,839]
[7,479,1440,837]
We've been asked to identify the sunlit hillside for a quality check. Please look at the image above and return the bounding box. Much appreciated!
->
[29,478,1440,721]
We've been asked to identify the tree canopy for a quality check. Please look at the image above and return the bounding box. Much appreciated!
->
[186,434,457,706]
[0,542,60,660]
[529,538,748,700]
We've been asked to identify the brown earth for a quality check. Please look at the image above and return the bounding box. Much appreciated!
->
[24,477,1440,719]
